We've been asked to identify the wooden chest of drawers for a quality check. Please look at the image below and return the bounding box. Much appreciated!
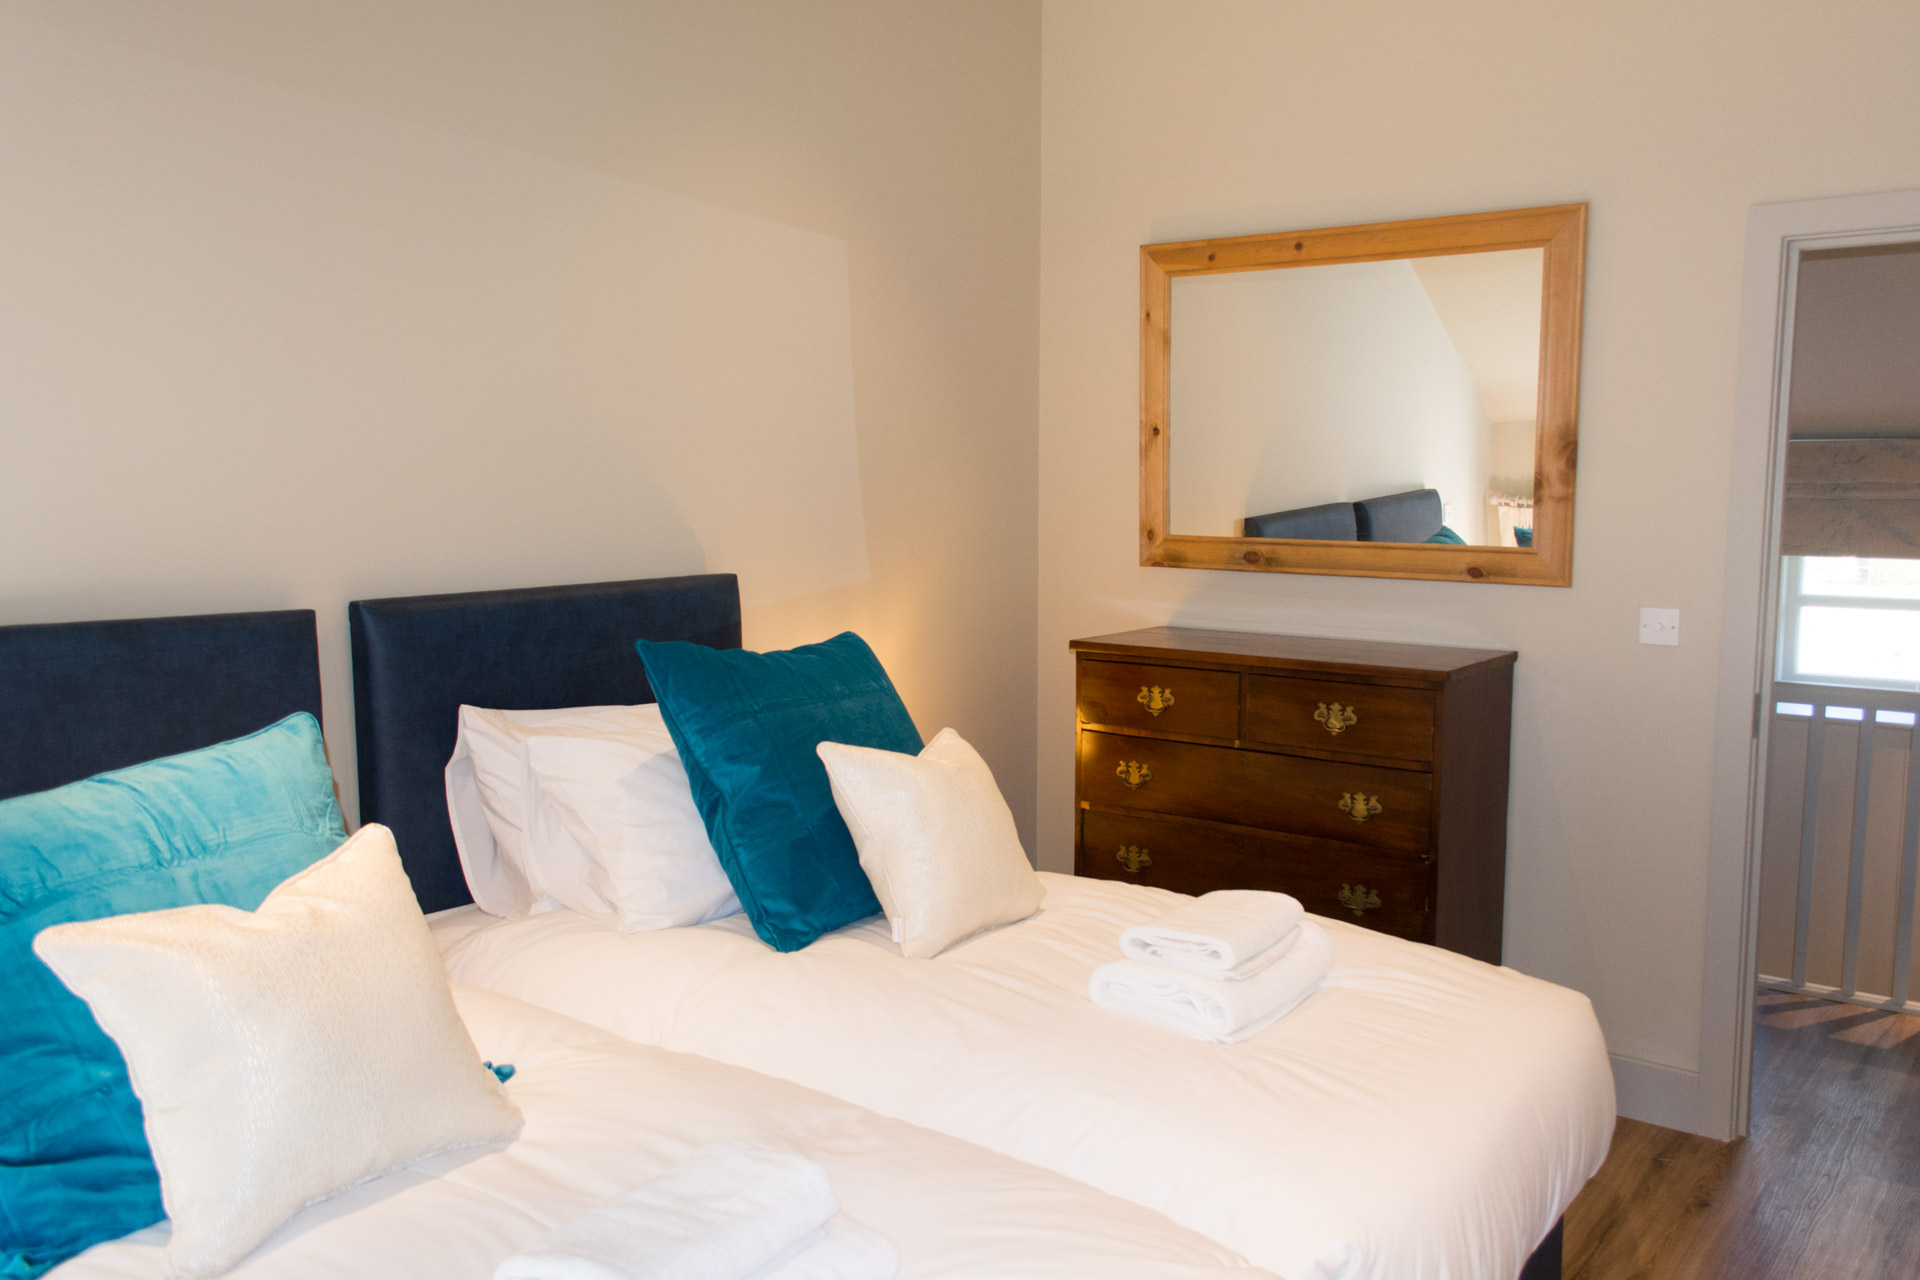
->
[1071,627,1516,963]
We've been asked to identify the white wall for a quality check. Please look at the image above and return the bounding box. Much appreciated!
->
[0,1,1041,844]
[1168,261,1491,542]
[1039,0,1920,1131]
[1489,422,1538,500]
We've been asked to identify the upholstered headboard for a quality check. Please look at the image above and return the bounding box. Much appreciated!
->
[348,574,742,912]
[1353,489,1444,543]
[1242,502,1359,541]
[0,610,324,802]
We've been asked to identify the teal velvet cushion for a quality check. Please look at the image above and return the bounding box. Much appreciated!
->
[1515,527,1534,547]
[1424,525,1467,545]
[0,713,345,1279]
[636,633,921,952]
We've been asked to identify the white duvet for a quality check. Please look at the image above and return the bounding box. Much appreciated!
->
[437,873,1617,1280]
[53,985,1275,1280]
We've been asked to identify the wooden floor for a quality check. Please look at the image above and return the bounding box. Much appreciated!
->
[1564,991,1920,1279]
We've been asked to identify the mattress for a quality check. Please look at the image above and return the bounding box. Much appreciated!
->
[53,984,1275,1279]
[436,872,1617,1280]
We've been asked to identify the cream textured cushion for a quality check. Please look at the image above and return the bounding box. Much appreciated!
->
[817,728,1042,959]
[32,824,524,1279]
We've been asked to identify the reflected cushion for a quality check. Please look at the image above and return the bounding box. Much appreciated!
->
[636,633,921,952]
[0,714,344,1278]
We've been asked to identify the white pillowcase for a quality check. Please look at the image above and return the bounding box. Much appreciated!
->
[446,703,739,930]
[32,824,523,1279]
[817,728,1043,959]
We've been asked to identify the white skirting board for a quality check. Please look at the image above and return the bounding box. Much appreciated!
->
[1610,1053,1702,1134]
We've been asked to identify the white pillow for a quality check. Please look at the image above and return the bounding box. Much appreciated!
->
[32,824,523,1279]
[447,703,739,929]
[446,704,595,916]
[816,728,1043,959]
[522,713,741,931]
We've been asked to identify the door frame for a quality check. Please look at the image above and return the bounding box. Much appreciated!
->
[1702,186,1920,1139]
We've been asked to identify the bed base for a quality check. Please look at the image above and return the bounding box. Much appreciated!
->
[1520,1219,1564,1280]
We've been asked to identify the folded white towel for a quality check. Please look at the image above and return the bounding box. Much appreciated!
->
[1091,920,1334,1042]
[1119,889,1306,975]
[747,1216,897,1280]
[493,1141,842,1280]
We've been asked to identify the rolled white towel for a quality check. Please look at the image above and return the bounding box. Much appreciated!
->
[493,1141,838,1280]
[749,1216,898,1280]
[1091,920,1334,1042]
[1119,889,1306,975]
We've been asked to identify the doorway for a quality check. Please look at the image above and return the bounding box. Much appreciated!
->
[1707,190,1920,1143]
[1754,243,1920,1019]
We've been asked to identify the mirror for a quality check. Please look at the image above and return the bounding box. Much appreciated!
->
[1141,204,1585,586]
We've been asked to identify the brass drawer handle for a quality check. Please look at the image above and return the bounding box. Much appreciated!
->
[1314,701,1358,736]
[1116,844,1152,874]
[1338,883,1383,916]
[1137,684,1175,716]
[1338,791,1382,823]
[1116,760,1153,790]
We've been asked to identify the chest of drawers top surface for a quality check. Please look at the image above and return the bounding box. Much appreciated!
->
[1069,626,1515,683]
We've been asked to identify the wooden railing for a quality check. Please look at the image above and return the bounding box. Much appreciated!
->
[1760,682,1920,1013]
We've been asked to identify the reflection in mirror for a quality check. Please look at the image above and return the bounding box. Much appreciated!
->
[1168,249,1542,547]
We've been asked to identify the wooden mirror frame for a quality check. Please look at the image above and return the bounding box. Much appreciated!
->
[1141,203,1586,586]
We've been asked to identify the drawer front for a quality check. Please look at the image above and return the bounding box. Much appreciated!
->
[1076,659,1240,740]
[1079,730,1431,854]
[1245,674,1435,762]
[1080,809,1431,942]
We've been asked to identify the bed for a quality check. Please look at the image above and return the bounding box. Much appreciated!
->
[3,607,1280,1280]
[55,984,1276,1280]
[349,575,1618,1280]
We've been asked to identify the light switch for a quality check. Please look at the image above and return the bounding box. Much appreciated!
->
[1639,608,1680,646]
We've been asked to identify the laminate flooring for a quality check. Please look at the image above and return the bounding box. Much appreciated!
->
[1564,990,1920,1279]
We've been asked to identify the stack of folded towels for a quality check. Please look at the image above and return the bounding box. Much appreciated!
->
[1088,889,1333,1043]
[494,1141,897,1280]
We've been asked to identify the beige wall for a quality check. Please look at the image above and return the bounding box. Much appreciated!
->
[1038,0,1920,1119]
[0,1,1041,844]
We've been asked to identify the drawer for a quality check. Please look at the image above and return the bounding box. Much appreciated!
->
[1076,658,1239,740]
[1079,808,1431,942]
[1245,674,1435,762]
[1078,730,1431,855]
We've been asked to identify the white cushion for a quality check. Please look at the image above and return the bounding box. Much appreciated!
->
[32,824,524,1279]
[447,703,739,930]
[816,728,1042,959]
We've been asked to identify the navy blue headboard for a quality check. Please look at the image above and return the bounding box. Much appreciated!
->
[348,574,742,912]
[1354,488,1444,543]
[0,610,324,802]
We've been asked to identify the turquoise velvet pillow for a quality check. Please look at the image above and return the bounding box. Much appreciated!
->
[1424,525,1466,545]
[636,633,922,953]
[0,713,345,1279]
